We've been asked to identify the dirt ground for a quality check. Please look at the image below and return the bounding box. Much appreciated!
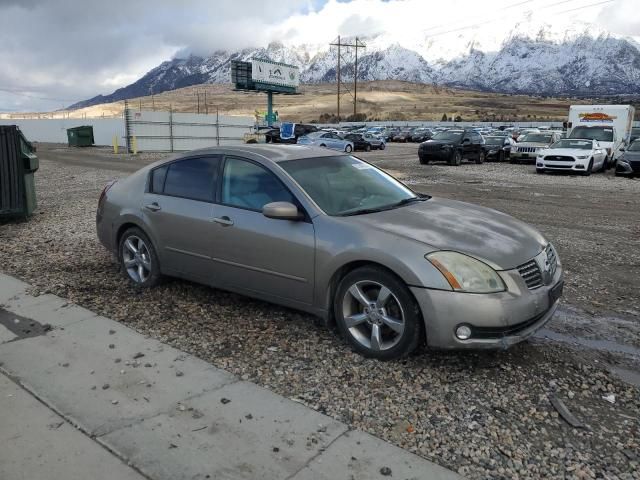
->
[1,143,639,479]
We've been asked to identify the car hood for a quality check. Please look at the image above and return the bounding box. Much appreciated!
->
[349,197,546,270]
[540,148,592,156]
[622,151,640,160]
[420,140,456,147]
[515,142,550,148]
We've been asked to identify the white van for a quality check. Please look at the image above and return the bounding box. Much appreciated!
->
[567,105,635,166]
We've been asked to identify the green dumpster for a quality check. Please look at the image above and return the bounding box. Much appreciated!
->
[67,125,94,147]
[0,125,38,218]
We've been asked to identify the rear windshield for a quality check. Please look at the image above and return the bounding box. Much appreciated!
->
[484,137,505,145]
[432,131,463,141]
[570,126,613,142]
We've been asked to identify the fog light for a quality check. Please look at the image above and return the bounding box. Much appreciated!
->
[537,163,543,167]
[455,325,472,340]
[576,165,584,169]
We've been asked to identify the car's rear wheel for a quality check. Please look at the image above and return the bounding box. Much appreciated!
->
[345,144,353,153]
[334,267,423,360]
[319,143,327,148]
[418,156,429,165]
[119,227,162,288]
[379,143,386,150]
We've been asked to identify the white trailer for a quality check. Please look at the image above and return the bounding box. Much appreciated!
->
[567,105,635,163]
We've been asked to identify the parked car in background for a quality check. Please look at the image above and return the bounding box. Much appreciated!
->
[482,136,513,162]
[410,128,433,143]
[97,145,563,360]
[418,129,485,166]
[362,133,386,150]
[510,132,561,163]
[616,140,640,177]
[265,124,318,144]
[392,129,414,143]
[536,139,607,175]
[343,133,373,152]
[630,127,640,143]
[297,131,354,152]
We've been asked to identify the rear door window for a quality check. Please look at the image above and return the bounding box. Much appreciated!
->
[161,156,220,202]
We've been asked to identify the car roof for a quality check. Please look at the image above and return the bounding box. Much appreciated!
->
[167,145,339,164]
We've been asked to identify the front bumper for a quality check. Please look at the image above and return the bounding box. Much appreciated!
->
[537,157,590,172]
[410,264,563,349]
[419,148,453,161]
[616,159,640,176]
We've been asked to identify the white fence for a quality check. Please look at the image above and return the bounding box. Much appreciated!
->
[0,118,124,146]
[126,110,254,152]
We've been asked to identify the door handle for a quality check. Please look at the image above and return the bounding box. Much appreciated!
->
[144,202,161,212]
[212,216,234,226]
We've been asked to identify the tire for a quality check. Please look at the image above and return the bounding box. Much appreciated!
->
[536,168,545,174]
[598,156,607,173]
[418,156,429,165]
[365,144,371,152]
[334,266,424,360]
[603,155,610,170]
[345,144,353,153]
[380,143,386,150]
[476,150,485,164]
[319,144,327,148]
[583,159,593,176]
[449,150,462,166]
[118,227,162,288]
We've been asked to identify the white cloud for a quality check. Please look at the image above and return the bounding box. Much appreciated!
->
[0,0,637,111]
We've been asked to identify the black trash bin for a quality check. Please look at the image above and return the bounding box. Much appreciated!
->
[0,125,39,218]
[67,125,94,147]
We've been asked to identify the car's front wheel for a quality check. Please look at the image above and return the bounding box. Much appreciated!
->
[476,150,485,164]
[119,227,162,288]
[345,144,353,153]
[379,142,385,150]
[334,267,423,360]
[449,150,462,166]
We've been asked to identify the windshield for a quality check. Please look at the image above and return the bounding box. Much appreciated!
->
[569,126,613,142]
[484,137,504,146]
[520,134,552,143]
[280,155,421,216]
[628,141,640,152]
[432,131,463,142]
[551,139,592,149]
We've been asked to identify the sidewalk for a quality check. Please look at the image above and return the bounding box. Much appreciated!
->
[0,272,461,480]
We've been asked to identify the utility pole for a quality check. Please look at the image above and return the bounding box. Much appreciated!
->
[204,91,208,114]
[197,92,200,114]
[329,36,366,122]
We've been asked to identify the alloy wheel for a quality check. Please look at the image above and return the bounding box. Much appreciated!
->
[341,280,405,351]
[122,235,152,284]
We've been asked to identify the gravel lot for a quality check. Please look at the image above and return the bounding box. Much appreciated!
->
[1,143,639,479]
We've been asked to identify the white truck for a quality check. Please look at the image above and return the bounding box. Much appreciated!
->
[567,105,635,167]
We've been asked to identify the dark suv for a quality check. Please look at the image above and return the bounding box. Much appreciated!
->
[418,130,485,165]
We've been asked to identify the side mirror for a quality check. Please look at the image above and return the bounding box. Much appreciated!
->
[263,202,302,221]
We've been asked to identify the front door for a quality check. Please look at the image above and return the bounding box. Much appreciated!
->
[209,156,315,306]
[141,155,221,280]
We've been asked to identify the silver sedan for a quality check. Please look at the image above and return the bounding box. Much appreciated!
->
[97,145,563,360]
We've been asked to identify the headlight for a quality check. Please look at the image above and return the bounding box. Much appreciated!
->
[575,155,588,159]
[426,251,506,293]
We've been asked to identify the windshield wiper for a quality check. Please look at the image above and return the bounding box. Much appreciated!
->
[338,195,429,217]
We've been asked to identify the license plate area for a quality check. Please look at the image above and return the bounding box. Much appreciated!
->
[549,281,563,304]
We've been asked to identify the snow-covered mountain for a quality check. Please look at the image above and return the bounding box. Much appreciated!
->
[69,20,640,109]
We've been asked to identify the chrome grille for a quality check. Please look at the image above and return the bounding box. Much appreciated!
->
[546,244,558,278]
[516,146,538,153]
[517,259,543,290]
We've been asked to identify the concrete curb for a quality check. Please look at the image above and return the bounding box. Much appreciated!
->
[0,272,461,480]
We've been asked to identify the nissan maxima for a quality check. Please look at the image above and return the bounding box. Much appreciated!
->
[97,145,563,360]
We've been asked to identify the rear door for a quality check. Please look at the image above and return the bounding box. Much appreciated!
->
[208,156,316,306]
[141,155,221,280]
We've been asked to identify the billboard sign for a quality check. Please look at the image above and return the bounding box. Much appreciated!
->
[251,59,299,89]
